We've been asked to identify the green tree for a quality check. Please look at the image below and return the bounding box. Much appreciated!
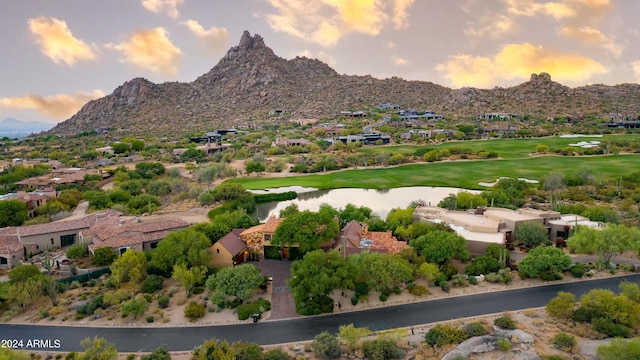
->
[128,194,161,214]
[349,252,413,292]
[385,207,414,232]
[112,142,131,154]
[206,264,264,304]
[410,230,470,264]
[82,190,111,210]
[0,348,30,360]
[151,228,211,273]
[66,244,88,260]
[339,204,373,227]
[0,199,28,227]
[515,221,549,248]
[120,294,149,319]
[111,249,147,287]
[272,210,339,253]
[139,345,171,360]
[172,264,207,297]
[455,191,488,209]
[289,250,352,315]
[546,291,576,319]
[311,331,341,359]
[231,342,263,360]
[597,337,640,360]
[192,338,234,360]
[582,205,619,223]
[8,277,42,308]
[416,262,443,284]
[78,336,118,360]
[567,224,640,265]
[134,162,165,179]
[361,338,405,360]
[245,160,265,175]
[8,264,42,283]
[92,247,118,266]
[191,222,231,244]
[339,324,371,352]
[543,172,566,210]
[518,246,572,279]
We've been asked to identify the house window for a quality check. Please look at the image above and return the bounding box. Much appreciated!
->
[149,242,158,249]
[216,249,220,254]
[264,234,272,241]
[50,238,54,245]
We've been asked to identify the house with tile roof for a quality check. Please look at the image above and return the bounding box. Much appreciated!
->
[332,220,408,256]
[240,215,284,260]
[210,228,247,267]
[0,210,122,269]
[84,217,189,255]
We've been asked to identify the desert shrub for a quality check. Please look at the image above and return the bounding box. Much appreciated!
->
[184,301,205,321]
[311,331,341,359]
[551,332,576,351]
[355,282,369,297]
[570,263,585,278]
[484,269,513,284]
[361,338,405,360]
[468,276,478,285]
[451,274,468,287]
[497,338,511,351]
[379,294,388,302]
[439,280,450,292]
[253,298,271,312]
[141,275,164,293]
[237,303,260,321]
[351,296,359,306]
[424,324,467,347]
[591,317,632,338]
[157,296,169,308]
[146,316,154,323]
[410,285,429,296]
[192,286,205,295]
[546,291,576,319]
[464,321,487,337]
[263,348,290,360]
[544,356,566,360]
[465,256,501,276]
[494,316,516,330]
[439,262,458,280]
[540,271,563,281]
[66,244,87,260]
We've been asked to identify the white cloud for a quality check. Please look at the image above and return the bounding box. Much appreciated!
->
[465,15,515,38]
[265,0,416,46]
[181,20,229,50]
[141,0,184,18]
[392,56,408,66]
[560,26,623,58]
[0,90,105,120]
[28,17,97,66]
[435,43,606,88]
[108,28,181,75]
[292,50,337,67]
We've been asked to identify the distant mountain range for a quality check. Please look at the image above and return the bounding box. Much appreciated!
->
[0,118,54,138]
[49,30,640,137]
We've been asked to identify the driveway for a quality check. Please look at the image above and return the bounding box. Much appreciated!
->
[252,260,299,320]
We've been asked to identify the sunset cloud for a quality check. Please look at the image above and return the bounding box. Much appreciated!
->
[503,0,575,18]
[465,15,515,38]
[560,26,623,57]
[28,17,96,66]
[392,56,409,66]
[633,60,640,83]
[293,50,337,67]
[265,0,416,46]
[182,20,229,50]
[435,43,606,88]
[0,90,105,120]
[141,0,184,18]
[108,28,181,75]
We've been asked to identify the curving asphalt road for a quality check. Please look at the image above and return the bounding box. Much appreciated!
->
[1,274,639,352]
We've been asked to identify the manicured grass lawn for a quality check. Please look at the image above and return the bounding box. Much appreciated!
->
[358,134,640,159]
[231,154,640,190]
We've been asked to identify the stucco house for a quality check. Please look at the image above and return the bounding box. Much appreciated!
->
[332,220,408,256]
[210,228,246,267]
[84,217,189,255]
[240,216,284,260]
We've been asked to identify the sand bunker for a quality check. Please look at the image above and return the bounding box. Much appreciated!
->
[479,177,539,187]
[568,141,601,148]
[559,134,603,138]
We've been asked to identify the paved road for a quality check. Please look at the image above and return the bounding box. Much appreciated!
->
[1,274,639,353]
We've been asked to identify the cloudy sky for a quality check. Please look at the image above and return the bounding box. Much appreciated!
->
[1,0,639,124]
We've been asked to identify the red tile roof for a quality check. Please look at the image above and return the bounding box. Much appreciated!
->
[0,234,23,254]
[0,210,122,238]
[86,217,189,251]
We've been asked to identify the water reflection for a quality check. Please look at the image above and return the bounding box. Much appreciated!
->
[254,186,479,222]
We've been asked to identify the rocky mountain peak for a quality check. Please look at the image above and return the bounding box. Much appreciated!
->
[530,72,552,83]
[223,30,268,62]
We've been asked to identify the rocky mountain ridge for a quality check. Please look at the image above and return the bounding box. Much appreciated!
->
[50,31,640,137]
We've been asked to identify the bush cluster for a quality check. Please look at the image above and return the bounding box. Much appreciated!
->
[141,275,164,293]
[424,324,467,347]
[184,301,206,321]
[551,332,576,351]
[494,316,516,330]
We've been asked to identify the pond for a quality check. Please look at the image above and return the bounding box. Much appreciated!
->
[253,186,479,222]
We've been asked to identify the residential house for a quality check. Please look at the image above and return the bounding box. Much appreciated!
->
[240,216,284,260]
[210,229,247,267]
[399,110,444,121]
[95,146,114,155]
[15,167,109,190]
[0,191,50,218]
[332,220,408,256]
[290,119,318,126]
[84,217,189,255]
[0,210,122,269]
[377,104,402,110]
[273,138,312,148]
[337,133,391,145]
[475,113,516,121]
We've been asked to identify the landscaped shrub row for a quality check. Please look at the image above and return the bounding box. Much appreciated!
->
[236,298,272,320]
[254,191,297,204]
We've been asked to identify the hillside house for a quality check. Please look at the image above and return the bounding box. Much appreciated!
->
[273,138,312,148]
[210,229,247,267]
[15,168,109,190]
[332,220,408,256]
[95,146,114,155]
[240,216,284,260]
[84,217,189,255]
[0,191,50,218]
[0,210,122,269]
